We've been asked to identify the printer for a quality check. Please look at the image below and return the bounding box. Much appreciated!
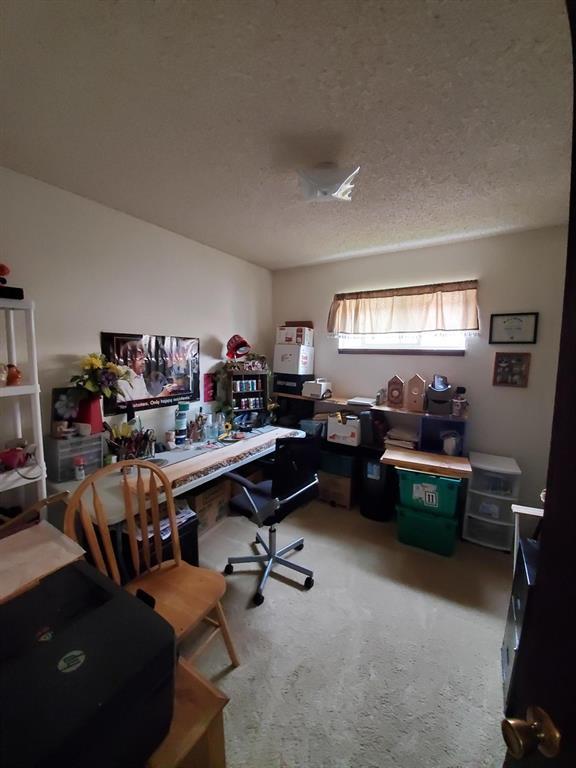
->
[0,561,175,768]
[302,378,332,399]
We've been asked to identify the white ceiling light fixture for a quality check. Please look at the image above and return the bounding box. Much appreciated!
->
[298,163,360,202]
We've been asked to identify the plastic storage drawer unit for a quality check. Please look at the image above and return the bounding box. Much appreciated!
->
[397,505,458,557]
[397,469,461,517]
[45,435,104,482]
[462,514,514,552]
[466,492,514,524]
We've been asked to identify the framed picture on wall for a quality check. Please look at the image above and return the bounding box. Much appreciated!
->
[493,352,531,388]
[489,312,539,344]
[100,332,200,415]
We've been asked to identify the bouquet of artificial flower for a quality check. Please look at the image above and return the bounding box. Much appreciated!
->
[70,353,131,399]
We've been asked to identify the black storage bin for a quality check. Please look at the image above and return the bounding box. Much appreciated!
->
[359,458,397,521]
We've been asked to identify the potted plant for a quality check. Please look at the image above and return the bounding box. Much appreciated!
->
[69,354,131,434]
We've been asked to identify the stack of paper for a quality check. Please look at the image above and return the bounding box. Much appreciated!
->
[384,426,418,450]
[126,500,197,542]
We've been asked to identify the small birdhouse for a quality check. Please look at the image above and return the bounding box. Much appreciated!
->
[387,375,404,407]
[406,374,426,412]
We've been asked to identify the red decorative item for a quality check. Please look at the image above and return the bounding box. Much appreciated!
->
[76,395,103,435]
[6,364,22,386]
[226,335,251,359]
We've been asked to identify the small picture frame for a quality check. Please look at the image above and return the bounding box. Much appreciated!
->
[493,352,531,388]
[51,386,79,437]
[489,313,538,344]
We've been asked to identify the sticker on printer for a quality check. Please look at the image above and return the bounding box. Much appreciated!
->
[413,483,439,508]
[58,650,86,674]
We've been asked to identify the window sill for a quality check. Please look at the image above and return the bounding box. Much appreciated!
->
[338,348,465,356]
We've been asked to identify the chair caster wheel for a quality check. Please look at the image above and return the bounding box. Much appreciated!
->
[253,593,265,606]
[304,576,314,590]
[224,564,234,575]
[295,543,304,551]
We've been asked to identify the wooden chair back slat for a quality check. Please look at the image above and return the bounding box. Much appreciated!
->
[92,483,121,585]
[165,490,182,566]
[122,471,140,576]
[64,459,181,582]
[149,474,163,568]
[137,466,151,571]
[78,498,108,577]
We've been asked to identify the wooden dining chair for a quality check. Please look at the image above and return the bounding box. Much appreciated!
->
[63,459,239,668]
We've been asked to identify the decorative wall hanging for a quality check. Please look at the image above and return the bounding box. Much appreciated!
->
[489,313,538,344]
[100,332,200,415]
[493,352,531,388]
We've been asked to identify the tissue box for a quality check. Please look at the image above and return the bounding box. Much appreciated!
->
[326,414,361,447]
[276,326,314,346]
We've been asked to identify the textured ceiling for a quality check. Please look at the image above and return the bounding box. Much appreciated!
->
[0,0,572,270]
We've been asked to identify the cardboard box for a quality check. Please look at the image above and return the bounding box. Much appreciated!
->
[273,344,314,375]
[326,414,361,447]
[188,479,231,536]
[276,326,314,346]
[318,471,353,509]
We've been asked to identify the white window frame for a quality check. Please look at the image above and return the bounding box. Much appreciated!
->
[337,329,467,355]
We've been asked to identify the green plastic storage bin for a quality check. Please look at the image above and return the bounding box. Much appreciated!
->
[396,505,457,557]
[319,451,355,478]
[397,469,460,517]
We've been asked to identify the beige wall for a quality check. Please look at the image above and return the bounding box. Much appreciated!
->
[272,227,567,505]
[0,167,273,438]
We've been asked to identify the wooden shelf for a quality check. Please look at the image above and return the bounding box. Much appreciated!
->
[273,392,468,421]
[0,384,40,398]
[233,407,266,412]
[0,463,46,492]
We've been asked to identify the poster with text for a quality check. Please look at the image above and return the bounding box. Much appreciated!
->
[100,332,200,414]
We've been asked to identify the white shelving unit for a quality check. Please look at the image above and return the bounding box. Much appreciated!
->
[463,451,521,552]
[0,299,46,500]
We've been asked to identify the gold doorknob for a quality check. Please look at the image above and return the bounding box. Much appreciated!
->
[502,706,561,759]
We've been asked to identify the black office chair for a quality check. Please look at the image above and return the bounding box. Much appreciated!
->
[224,436,320,605]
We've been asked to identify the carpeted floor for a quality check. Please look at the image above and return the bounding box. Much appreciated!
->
[182,501,511,768]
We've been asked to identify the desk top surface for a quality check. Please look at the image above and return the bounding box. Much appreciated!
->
[380,447,472,478]
[50,426,301,525]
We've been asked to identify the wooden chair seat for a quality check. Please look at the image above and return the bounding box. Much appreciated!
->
[125,561,226,640]
[64,459,239,669]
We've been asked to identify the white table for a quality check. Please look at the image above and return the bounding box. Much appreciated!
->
[48,426,302,525]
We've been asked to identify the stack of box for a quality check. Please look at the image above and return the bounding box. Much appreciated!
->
[273,325,315,395]
[317,451,355,509]
[396,470,461,556]
[186,478,231,536]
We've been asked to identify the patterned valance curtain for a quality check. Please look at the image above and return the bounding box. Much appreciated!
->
[327,280,479,335]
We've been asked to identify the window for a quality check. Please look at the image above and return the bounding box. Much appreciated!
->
[338,330,467,353]
[327,280,478,355]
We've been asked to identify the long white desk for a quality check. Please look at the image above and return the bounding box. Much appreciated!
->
[49,426,302,525]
